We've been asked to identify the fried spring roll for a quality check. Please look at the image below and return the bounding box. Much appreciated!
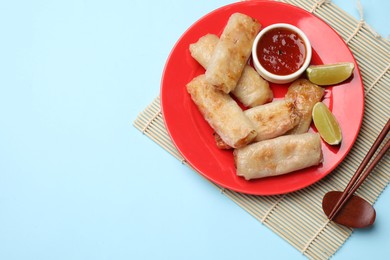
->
[234,133,323,180]
[245,100,300,141]
[233,67,273,107]
[205,13,261,93]
[285,79,325,134]
[214,100,299,149]
[189,34,218,68]
[186,75,257,148]
[189,34,273,107]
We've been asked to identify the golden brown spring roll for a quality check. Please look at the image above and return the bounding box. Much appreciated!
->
[234,133,323,180]
[205,13,261,93]
[213,100,299,149]
[245,100,300,141]
[186,75,257,148]
[233,67,273,107]
[189,34,218,69]
[285,79,325,134]
[189,34,273,107]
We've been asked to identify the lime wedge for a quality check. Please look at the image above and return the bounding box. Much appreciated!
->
[312,102,342,145]
[306,62,354,86]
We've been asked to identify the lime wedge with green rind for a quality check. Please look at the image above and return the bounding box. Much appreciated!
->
[306,62,354,86]
[312,102,342,145]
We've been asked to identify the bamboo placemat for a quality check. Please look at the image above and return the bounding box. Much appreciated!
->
[134,0,390,259]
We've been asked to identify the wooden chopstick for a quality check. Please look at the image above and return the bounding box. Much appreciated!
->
[328,118,390,220]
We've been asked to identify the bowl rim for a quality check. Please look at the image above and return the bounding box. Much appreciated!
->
[252,23,312,83]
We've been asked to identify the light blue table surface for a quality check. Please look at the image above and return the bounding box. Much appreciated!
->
[1,0,389,259]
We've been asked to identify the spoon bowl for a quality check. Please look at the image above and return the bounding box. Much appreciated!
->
[322,191,376,228]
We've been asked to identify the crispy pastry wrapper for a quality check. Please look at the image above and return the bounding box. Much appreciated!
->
[233,66,273,107]
[234,133,323,180]
[190,34,273,107]
[285,79,325,134]
[214,132,233,150]
[205,13,261,93]
[189,34,218,69]
[244,100,300,141]
[186,75,257,148]
[213,99,300,149]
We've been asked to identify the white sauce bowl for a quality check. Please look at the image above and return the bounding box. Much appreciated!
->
[252,23,312,84]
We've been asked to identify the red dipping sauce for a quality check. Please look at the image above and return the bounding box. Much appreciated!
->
[256,28,306,76]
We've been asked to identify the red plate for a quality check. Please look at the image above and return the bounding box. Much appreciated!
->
[160,1,364,195]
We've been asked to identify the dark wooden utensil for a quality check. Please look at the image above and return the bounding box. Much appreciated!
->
[322,118,390,228]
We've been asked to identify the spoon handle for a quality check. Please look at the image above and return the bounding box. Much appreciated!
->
[328,118,390,220]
